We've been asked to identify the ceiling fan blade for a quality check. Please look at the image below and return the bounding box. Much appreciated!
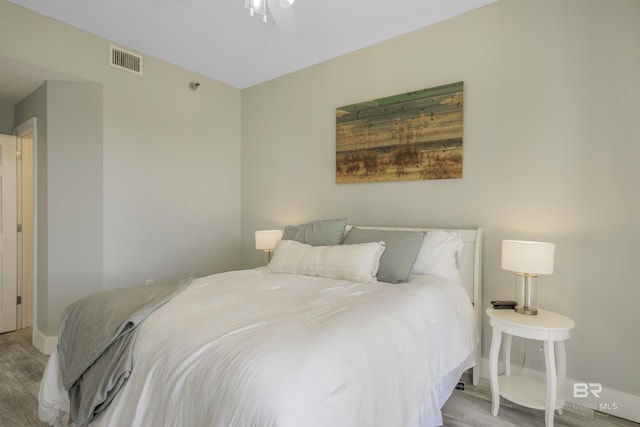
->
[267,0,297,35]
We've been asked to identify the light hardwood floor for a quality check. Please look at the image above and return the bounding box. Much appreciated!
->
[0,328,49,426]
[1,327,637,427]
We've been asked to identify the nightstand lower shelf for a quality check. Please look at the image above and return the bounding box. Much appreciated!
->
[498,375,563,411]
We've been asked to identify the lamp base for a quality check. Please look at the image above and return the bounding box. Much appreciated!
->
[514,273,538,316]
[515,305,537,315]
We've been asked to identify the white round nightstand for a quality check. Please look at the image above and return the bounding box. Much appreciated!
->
[486,307,575,427]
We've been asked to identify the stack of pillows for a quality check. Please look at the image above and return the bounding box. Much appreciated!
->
[265,218,464,284]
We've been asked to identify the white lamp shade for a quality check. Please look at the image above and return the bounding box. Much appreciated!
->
[255,229,283,251]
[501,240,555,275]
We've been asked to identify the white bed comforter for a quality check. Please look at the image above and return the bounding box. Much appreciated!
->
[40,269,476,427]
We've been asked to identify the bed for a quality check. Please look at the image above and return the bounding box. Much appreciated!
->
[39,223,483,427]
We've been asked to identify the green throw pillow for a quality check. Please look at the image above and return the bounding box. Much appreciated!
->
[343,227,425,283]
[282,218,349,246]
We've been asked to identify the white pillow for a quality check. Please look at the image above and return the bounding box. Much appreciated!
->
[266,239,385,284]
[412,230,463,282]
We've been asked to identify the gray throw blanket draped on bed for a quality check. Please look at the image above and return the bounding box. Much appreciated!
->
[57,278,193,427]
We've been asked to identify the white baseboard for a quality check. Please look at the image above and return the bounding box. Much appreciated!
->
[32,328,57,355]
[481,358,639,423]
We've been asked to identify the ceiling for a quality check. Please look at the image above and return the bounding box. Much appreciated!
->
[2,0,496,104]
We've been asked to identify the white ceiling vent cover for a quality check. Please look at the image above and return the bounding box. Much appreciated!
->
[109,45,143,75]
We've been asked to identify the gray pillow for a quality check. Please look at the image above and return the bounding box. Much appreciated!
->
[282,218,349,246]
[343,227,425,283]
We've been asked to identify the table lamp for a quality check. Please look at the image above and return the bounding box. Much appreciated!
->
[501,240,555,315]
[255,229,283,262]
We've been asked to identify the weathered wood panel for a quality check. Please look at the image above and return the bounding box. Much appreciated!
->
[336,82,464,183]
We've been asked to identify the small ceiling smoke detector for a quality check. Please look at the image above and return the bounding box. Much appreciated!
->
[109,44,143,75]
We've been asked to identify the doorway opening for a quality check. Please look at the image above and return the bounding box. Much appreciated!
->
[14,118,36,333]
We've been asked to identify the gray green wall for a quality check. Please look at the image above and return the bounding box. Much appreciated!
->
[0,102,14,134]
[1,0,242,336]
[241,0,640,400]
[15,81,103,335]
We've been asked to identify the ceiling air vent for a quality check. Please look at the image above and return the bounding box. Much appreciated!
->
[109,45,143,75]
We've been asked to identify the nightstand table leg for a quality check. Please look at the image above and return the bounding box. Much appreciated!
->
[504,334,512,376]
[556,341,566,415]
[544,340,557,427]
[489,327,503,416]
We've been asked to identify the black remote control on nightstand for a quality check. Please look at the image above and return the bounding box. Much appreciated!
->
[491,300,517,309]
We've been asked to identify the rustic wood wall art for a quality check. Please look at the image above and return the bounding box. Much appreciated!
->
[336,81,464,183]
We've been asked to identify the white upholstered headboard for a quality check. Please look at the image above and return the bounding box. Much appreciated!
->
[356,226,483,385]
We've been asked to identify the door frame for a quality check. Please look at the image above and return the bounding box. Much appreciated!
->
[13,118,38,337]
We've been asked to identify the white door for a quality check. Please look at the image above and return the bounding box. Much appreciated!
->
[0,134,18,333]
